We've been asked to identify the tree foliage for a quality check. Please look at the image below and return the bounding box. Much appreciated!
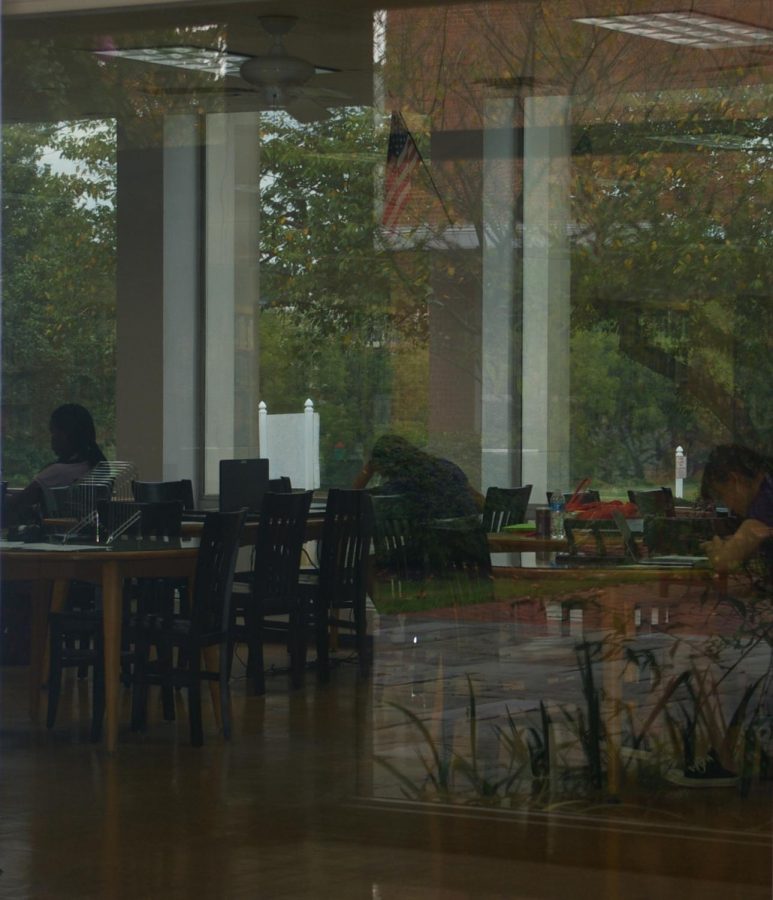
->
[2,120,116,483]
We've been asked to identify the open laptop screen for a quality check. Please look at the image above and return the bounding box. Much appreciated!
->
[219,459,269,513]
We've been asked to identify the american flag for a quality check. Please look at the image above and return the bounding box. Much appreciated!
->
[382,111,421,230]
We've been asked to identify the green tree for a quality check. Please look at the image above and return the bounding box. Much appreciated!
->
[258,108,434,483]
[2,120,117,484]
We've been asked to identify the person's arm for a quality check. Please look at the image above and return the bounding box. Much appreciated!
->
[4,480,44,526]
[701,518,773,574]
[353,459,375,490]
[468,484,485,512]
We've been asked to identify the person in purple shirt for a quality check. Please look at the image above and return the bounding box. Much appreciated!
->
[6,404,105,524]
[700,444,773,575]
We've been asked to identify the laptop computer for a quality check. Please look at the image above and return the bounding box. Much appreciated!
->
[219,458,269,514]
[612,510,709,567]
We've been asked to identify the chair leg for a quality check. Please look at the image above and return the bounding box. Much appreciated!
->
[251,615,266,696]
[315,595,330,683]
[157,636,176,722]
[289,604,306,690]
[131,631,150,732]
[90,656,105,743]
[356,597,369,679]
[219,641,232,740]
[46,623,64,729]
[188,650,203,747]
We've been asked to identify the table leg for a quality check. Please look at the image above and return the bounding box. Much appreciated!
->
[102,562,123,752]
[600,585,634,798]
[29,580,52,722]
[202,645,223,730]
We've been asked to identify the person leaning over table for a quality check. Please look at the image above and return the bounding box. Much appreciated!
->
[700,444,773,577]
[353,433,484,519]
[5,403,106,525]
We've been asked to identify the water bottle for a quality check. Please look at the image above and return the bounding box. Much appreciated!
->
[549,491,565,539]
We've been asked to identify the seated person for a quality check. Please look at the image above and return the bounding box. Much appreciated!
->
[353,433,483,520]
[700,444,773,576]
[6,404,106,524]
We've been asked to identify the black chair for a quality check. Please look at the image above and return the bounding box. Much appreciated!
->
[231,491,313,694]
[482,485,533,532]
[642,516,736,557]
[268,476,292,493]
[131,509,246,746]
[564,518,623,557]
[370,493,425,583]
[628,487,675,517]
[47,601,105,742]
[46,500,186,736]
[133,479,195,511]
[299,489,374,682]
[426,515,494,605]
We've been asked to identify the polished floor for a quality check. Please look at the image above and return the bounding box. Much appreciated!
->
[1,585,772,898]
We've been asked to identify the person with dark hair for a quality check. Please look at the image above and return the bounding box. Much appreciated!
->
[6,404,106,522]
[700,444,773,575]
[353,433,483,519]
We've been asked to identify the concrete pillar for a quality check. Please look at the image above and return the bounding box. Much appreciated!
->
[481,96,517,492]
[521,95,571,503]
[116,116,202,494]
[203,112,260,495]
[163,115,201,488]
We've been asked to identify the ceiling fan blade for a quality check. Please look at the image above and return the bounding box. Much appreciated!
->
[285,96,332,123]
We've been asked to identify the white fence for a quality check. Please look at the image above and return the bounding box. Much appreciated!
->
[258,399,320,490]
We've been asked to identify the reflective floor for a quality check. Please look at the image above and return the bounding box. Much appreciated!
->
[1,578,772,898]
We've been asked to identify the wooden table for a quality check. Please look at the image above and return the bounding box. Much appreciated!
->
[3,514,325,751]
[1,541,199,752]
[487,532,568,553]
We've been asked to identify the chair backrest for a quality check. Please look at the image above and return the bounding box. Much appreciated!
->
[219,458,269,513]
[192,510,247,635]
[317,489,373,610]
[426,515,493,604]
[427,515,492,575]
[482,485,533,532]
[370,493,424,577]
[267,476,292,493]
[642,516,735,556]
[564,518,623,557]
[41,484,74,517]
[628,487,675,517]
[252,490,313,611]
[133,479,195,510]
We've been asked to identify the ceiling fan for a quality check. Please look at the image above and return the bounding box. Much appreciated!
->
[234,15,345,121]
[96,15,349,123]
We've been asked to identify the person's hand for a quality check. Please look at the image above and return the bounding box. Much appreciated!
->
[701,519,773,573]
[701,536,729,571]
[352,459,375,490]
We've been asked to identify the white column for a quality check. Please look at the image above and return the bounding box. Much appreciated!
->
[203,112,260,495]
[116,115,202,490]
[481,96,516,492]
[521,95,571,503]
[163,114,200,490]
